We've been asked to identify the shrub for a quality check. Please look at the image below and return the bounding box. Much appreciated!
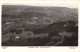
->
[15,29,22,34]
[24,28,30,31]
[10,29,16,33]
[48,32,59,37]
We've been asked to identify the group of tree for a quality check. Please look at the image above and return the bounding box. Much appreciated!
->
[10,29,23,34]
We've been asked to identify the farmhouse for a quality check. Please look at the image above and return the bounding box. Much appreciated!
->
[6,22,14,24]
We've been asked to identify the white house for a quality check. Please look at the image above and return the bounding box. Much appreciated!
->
[6,22,14,24]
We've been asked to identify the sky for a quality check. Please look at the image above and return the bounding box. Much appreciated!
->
[2,0,79,8]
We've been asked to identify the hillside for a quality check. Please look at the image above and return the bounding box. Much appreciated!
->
[2,5,78,46]
[2,5,78,24]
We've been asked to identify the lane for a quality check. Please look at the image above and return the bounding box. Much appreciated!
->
[3,24,14,30]
[44,41,55,46]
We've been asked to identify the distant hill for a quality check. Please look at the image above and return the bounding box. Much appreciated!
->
[2,5,78,24]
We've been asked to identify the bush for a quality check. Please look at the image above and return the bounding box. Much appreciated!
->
[24,28,30,31]
[48,32,59,38]
[2,31,8,35]
[10,29,16,33]
[66,20,77,32]
[15,29,22,34]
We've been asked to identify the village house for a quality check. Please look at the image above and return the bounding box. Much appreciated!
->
[6,22,14,24]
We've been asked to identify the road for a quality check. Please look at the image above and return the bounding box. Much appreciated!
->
[44,41,63,46]
[3,24,14,30]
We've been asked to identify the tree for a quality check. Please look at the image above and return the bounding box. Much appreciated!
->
[15,29,22,34]
[48,31,59,38]
[67,20,76,32]
[68,20,76,26]
[24,28,30,31]
[10,29,16,33]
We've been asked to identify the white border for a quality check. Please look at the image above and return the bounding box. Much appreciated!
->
[0,0,80,52]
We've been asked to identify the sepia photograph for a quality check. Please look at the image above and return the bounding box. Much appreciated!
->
[2,4,78,46]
